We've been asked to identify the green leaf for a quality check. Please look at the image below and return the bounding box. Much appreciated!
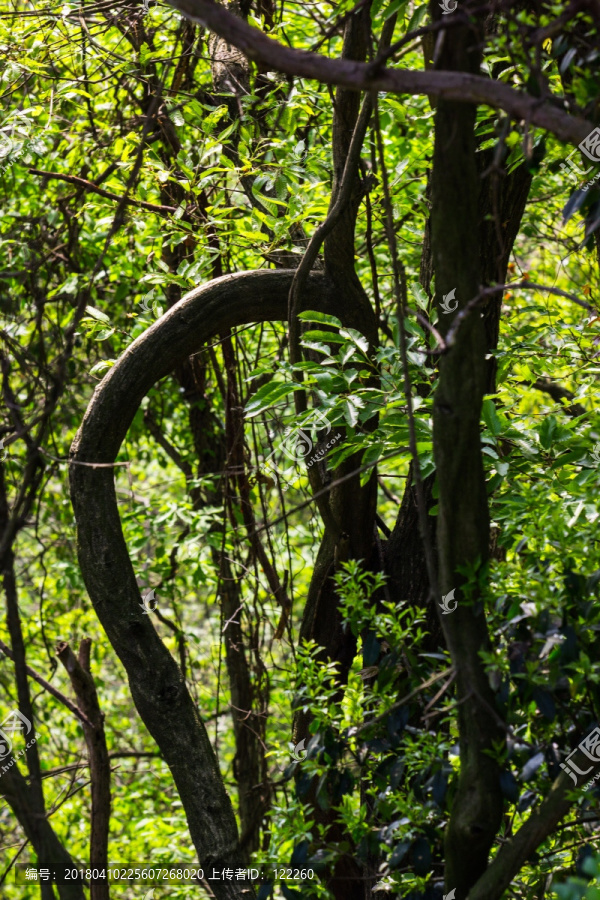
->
[92,327,115,341]
[482,398,503,436]
[342,397,364,428]
[302,329,347,344]
[297,311,343,328]
[494,459,509,477]
[245,381,297,416]
[339,344,358,366]
[338,328,369,354]
[410,282,429,312]
[538,415,557,449]
[388,839,411,869]
[379,0,409,22]
[84,305,110,323]
[299,339,333,356]
[274,175,288,199]
[406,3,428,32]
[361,443,383,485]
[89,360,115,376]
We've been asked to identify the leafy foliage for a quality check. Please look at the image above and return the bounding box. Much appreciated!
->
[1,0,600,898]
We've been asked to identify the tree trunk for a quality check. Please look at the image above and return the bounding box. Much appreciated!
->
[430,13,505,898]
[70,270,329,899]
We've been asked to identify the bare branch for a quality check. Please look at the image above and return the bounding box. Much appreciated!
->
[531,377,587,417]
[468,768,596,900]
[0,638,93,728]
[28,169,177,214]
[444,280,597,350]
[166,0,593,146]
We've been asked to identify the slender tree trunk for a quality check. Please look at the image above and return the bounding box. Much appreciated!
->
[429,12,505,898]
[0,763,86,900]
[57,640,111,900]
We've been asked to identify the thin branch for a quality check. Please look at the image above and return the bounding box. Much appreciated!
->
[530,377,587,417]
[0,638,93,728]
[444,280,597,350]
[143,410,193,479]
[467,767,595,900]
[39,448,130,468]
[286,16,397,539]
[27,169,177,214]
[355,667,454,735]
[421,670,457,722]
[0,837,29,888]
[287,90,374,369]
[252,446,409,538]
[0,471,46,815]
[0,761,86,900]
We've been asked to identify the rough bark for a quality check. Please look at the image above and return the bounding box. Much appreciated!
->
[0,471,45,808]
[289,10,379,896]
[384,469,440,646]
[69,270,329,900]
[222,334,271,854]
[477,147,533,392]
[137,22,272,843]
[430,12,505,899]
[218,551,267,855]
[385,128,533,653]
[0,461,56,900]
[531,377,586,417]
[168,331,268,852]
[154,341,269,855]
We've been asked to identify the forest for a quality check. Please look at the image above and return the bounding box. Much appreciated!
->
[1,0,600,898]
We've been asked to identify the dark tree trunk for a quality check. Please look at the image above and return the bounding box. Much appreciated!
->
[429,11,505,898]
[0,763,86,900]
